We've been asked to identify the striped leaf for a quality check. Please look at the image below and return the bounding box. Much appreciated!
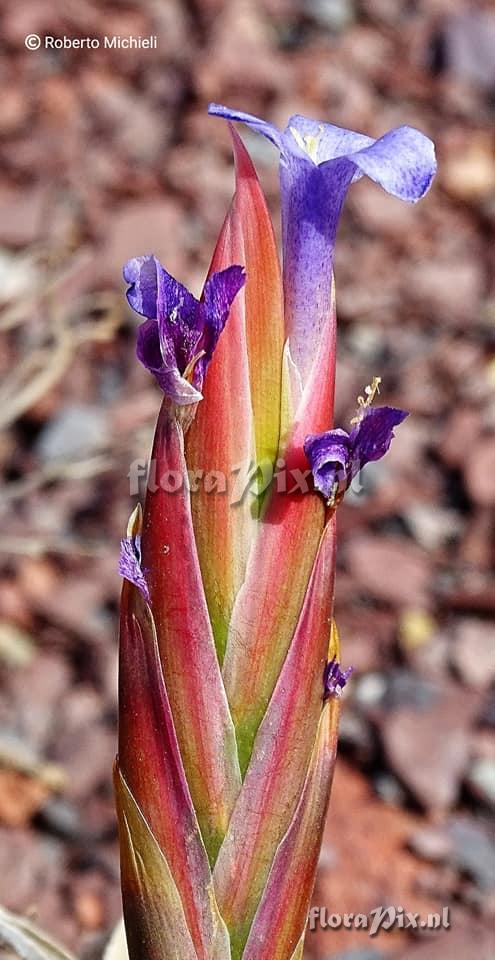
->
[222,289,336,773]
[213,518,336,959]
[242,699,340,960]
[118,580,230,958]
[186,126,284,662]
[141,405,241,864]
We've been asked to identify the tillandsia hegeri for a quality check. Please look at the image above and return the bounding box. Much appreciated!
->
[117,105,436,960]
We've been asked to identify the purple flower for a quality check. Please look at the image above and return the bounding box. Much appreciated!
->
[119,532,149,602]
[124,255,245,405]
[209,104,436,385]
[304,405,408,505]
[324,658,353,699]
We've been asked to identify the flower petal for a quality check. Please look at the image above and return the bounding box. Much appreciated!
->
[211,107,436,385]
[304,428,351,500]
[123,255,159,318]
[280,154,353,381]
[126,255,202,402]
[197,264,246,384]
[324,658,353,698]
[136,318,203,405]
[287,114,373,163]
[208,103,283,151]
[348,125,437,201]
[136,317,162,370]
[126,256,243,406]
[124,255,197,324]
[351,405,409,471]
[209,104,341,383]
[118,535,149,602]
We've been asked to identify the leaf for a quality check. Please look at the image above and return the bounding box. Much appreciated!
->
[140,406,242,864]
[229,125,285,475]
[118,583,230,959]
[186,125,284,662]
[288,936,305,960]
[213,519,336,959]
[0,906,76,960]
[242,701,340,960]
[115,768,199,960]
[222,292,336,773]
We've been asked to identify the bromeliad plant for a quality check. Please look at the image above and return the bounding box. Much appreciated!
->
[116,105,436,960]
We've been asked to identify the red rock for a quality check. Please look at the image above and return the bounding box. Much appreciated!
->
[465,437,495,506]
[443,131,495,202]
[452,618,495,690]
[406,257,483,325]
[0,87,31,136]
[445,11,495,91]
[380,683,481,812]
[344,535,431,607]
[399,923,494,959]
[311,763,437,956]
[0,771,50,828]
[440,406,481,468]
[101,201,185,282]
[0,186,50,248]
[458,507,493,570]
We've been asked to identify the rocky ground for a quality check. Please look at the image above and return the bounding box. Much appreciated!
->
[0,1,494,958]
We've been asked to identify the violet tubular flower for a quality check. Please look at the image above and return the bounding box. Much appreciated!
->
[118,504,149,602]
[305,404,409,505]
[124,254,245,405]
[324,658,353,700]
[209,103,436,385]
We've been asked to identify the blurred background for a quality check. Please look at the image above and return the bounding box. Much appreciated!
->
[0,1,494,958]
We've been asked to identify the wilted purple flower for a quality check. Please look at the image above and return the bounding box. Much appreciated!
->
[209,104,436,384]
[118,505,149,602]
[124,255,245,405]
[304,405,408,505]
[324,658,353,699]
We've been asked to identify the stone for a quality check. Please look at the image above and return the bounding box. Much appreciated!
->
[452,619,495,690]
[36,405,109,463]
[465,438,495,506]
[380,683,481,811]
[344,536,431,607]
[466,758,495,810]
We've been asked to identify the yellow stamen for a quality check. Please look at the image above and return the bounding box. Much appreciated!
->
[289,125,324,163]
[126,502,143,539]
[350,375,382,425]
[183,349,206,383]
[328,619,341,661]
